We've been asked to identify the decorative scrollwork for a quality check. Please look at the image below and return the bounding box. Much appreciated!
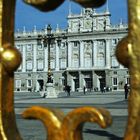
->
[116,0,140,139]
[72,0,106,8]
[23,0,65,12]
[23,106,112,140]
[23,0,106,11]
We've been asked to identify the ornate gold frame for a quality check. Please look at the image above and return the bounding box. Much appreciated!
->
[0,0,139,139]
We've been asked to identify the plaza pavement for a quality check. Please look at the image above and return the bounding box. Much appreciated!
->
[14,91,128,140]
[14,91,128,116]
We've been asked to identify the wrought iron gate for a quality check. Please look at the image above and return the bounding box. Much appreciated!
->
[0,0,139,140]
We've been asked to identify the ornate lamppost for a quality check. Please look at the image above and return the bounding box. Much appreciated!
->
[38,24,57,98]
[46,24,53,83]
[38,24,54,83]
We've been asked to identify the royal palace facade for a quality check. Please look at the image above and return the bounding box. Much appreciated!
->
[14,8,129,93]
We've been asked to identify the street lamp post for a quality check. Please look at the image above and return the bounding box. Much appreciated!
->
[37,25,67,98]
[46,24,53,83]
[38,24,58,98]
[38,24,54,83]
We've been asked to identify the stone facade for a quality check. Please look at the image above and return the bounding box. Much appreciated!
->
[14,8,129,93]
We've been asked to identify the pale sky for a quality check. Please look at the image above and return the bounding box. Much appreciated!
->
[15,0,128,31]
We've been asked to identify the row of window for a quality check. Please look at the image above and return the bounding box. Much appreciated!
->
[16,42,66,52]
[72,57,119,67]
[16,38,120,52]
[15,79,32,88]
[16,44,44,51]
[18,56,119,71]
[18,59,67,71]
[72,39,120,47]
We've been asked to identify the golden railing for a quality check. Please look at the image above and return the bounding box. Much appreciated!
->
[0,0,139,140]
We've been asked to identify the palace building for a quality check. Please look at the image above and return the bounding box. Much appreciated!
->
[14,7,129,93]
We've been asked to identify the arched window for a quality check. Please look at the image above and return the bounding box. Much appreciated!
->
[72,54,79,68]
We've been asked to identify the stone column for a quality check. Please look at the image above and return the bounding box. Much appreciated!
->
[92,70,95,90]
[44,45,48,72]
[79,71,84,91]
[93,40,97,67]
[91,41,94,66]
[67,71,71,87]
[105,70,111,88]
[92,70,99,91]
[33,43,37,72]
[106,39,111,68]
[79,41,84,68]
[55,41,60,71]
[67,41,72,68]
[22,44,26,72]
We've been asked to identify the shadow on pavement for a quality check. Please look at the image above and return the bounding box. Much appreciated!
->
[84,129,123,140]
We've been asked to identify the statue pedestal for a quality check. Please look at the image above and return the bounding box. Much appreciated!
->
[40,83,58,98]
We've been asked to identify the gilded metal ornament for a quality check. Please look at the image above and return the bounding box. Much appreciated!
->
[0,0,22,139]
[23,106,112,140]
[0,0,139,140]
[116,0,140,139]
[23,0,106,11]
[72,0,106,8]
[23,0,65,12]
